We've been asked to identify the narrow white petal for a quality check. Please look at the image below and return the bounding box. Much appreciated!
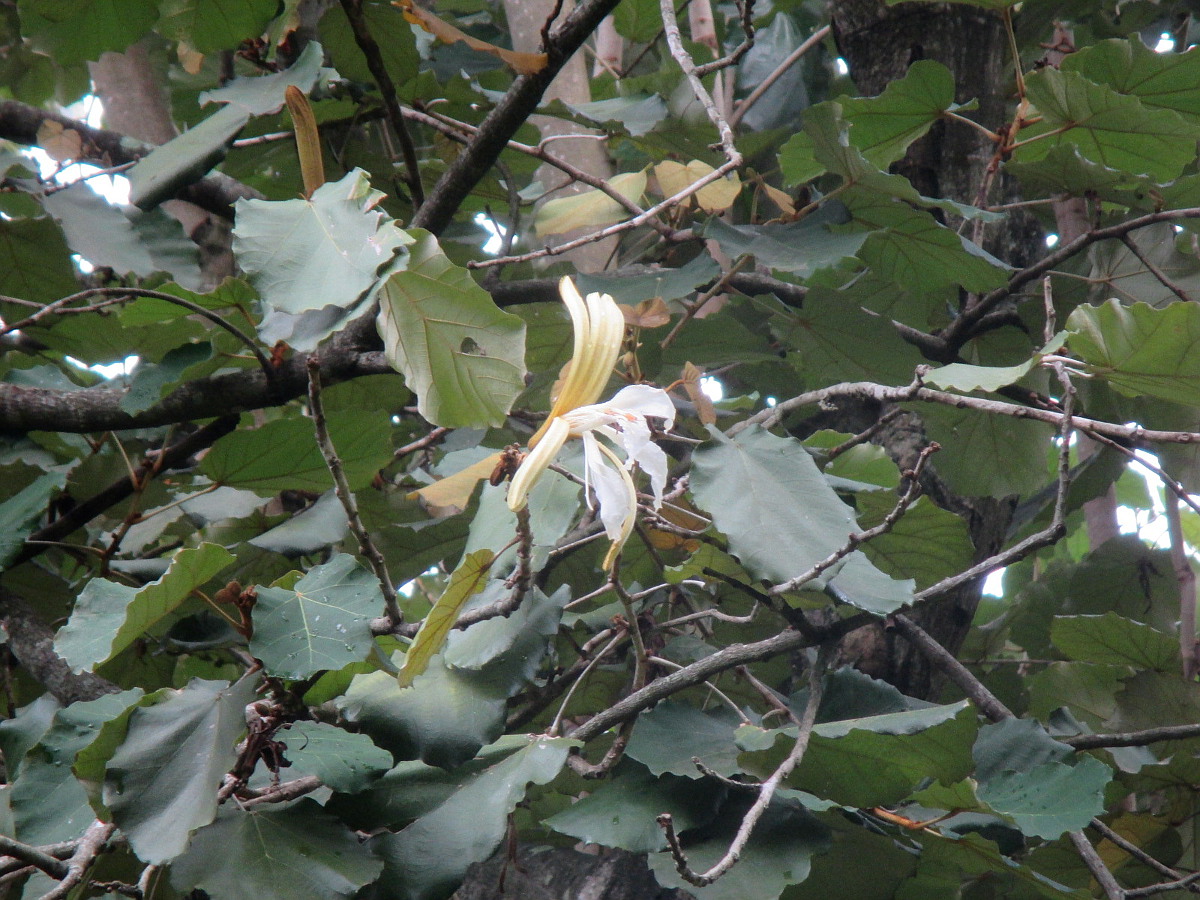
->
[507,415,569,511]
[604,384,676,429]
[586,436,635,542]
[632,440,670,507]
[592,439,638,571]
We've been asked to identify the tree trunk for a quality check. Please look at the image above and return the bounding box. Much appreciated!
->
[830,0,1042,699]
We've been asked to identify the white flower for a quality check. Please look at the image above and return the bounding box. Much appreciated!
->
[507,279,675,570]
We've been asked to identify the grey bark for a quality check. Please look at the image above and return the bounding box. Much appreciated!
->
[830,0,1042,699]
[453,846,692,900]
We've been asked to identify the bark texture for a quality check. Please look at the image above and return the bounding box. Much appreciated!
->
[830,0,1040,699]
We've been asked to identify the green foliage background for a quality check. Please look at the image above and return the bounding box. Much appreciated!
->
[1,0,1200,897]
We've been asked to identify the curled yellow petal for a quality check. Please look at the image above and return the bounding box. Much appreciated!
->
[534,278,625,447]
[508,415,570,512]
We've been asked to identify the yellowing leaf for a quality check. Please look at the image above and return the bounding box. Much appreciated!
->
[680,361,717,425]
[397,549,495,688]
[394,0,547,75]
[408,452,501,510]
[757,178,796,217]
[622,297,672,328]
[535,171,647,236]
[286,86,324,198]
[36,120,83,162]
[654,160,742,212]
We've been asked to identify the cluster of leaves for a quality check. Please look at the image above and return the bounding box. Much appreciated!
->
[0,0,1199,898]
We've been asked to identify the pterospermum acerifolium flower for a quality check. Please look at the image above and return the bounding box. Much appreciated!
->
[506,277,676,570]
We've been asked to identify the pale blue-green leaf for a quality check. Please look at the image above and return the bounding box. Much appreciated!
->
[233,168,410,315]
[250,554,382,679]
[691,426,912,613]
[55,542,235,672]
[170,800,382,900]
[0,469,67,569]
[372,738,572,900]
[103,676,259,863]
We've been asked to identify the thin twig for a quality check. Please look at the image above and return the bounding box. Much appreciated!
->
[1064,723,1200,749]
[338,0,424,207]
[467,158,740,268]
[658,0,741,163]
[240,775,323,807]
[307,359,401,627]
[394,426,450,460]
[826,409,903,459]
[0,287,272,378]
[1166,491,1199,680]
[1119,233,1193,303]
[659,647,829,886]
[730,25,830,128]
[647,655,749,722]
[769,444,936,595]
[740,377,1200,447]
[891,615,1014,722]
[1089,816,1197,892]
[1126,872,1200,898]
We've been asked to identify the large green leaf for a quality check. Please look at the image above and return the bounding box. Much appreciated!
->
[9,690,142,844]
[0,217,80,302]
[233,168,410,316]
[277,721,393,794]
[780,62,960,184]
[372,737,571,900]
[1014,68,1200,183]
[250,554,384,679]
[55,542,235,673]
[1066,299,1200,405]
[374,229,527,428]
[920,403,1057,497]
[0,469,67,570]
[1051,612,1178,671]
[690,426,913,614]
[1088,223,1200,308]
[1064,38,1200,120]
[857,495,974,590]
[544,762,721,852]
[201,409,394,493]
[18,0,156,64]
[899,832,1086,900]
[338,658,507,768]
[103,676,259,863]
[977,756,1112,839]
[320,0,418,89]
[156,0,278,53]
[626,701,745,779]
[169,800,383,900]
[783,287,922,387]
[739,701,976,808]
[702,212,868,277]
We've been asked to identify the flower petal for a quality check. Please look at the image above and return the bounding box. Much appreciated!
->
[507,415,569,511]
[603,384,676,429]
[588,437,638,570]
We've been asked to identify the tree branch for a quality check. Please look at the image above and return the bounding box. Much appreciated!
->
[408,0,624,236]
[0,99,262,218]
